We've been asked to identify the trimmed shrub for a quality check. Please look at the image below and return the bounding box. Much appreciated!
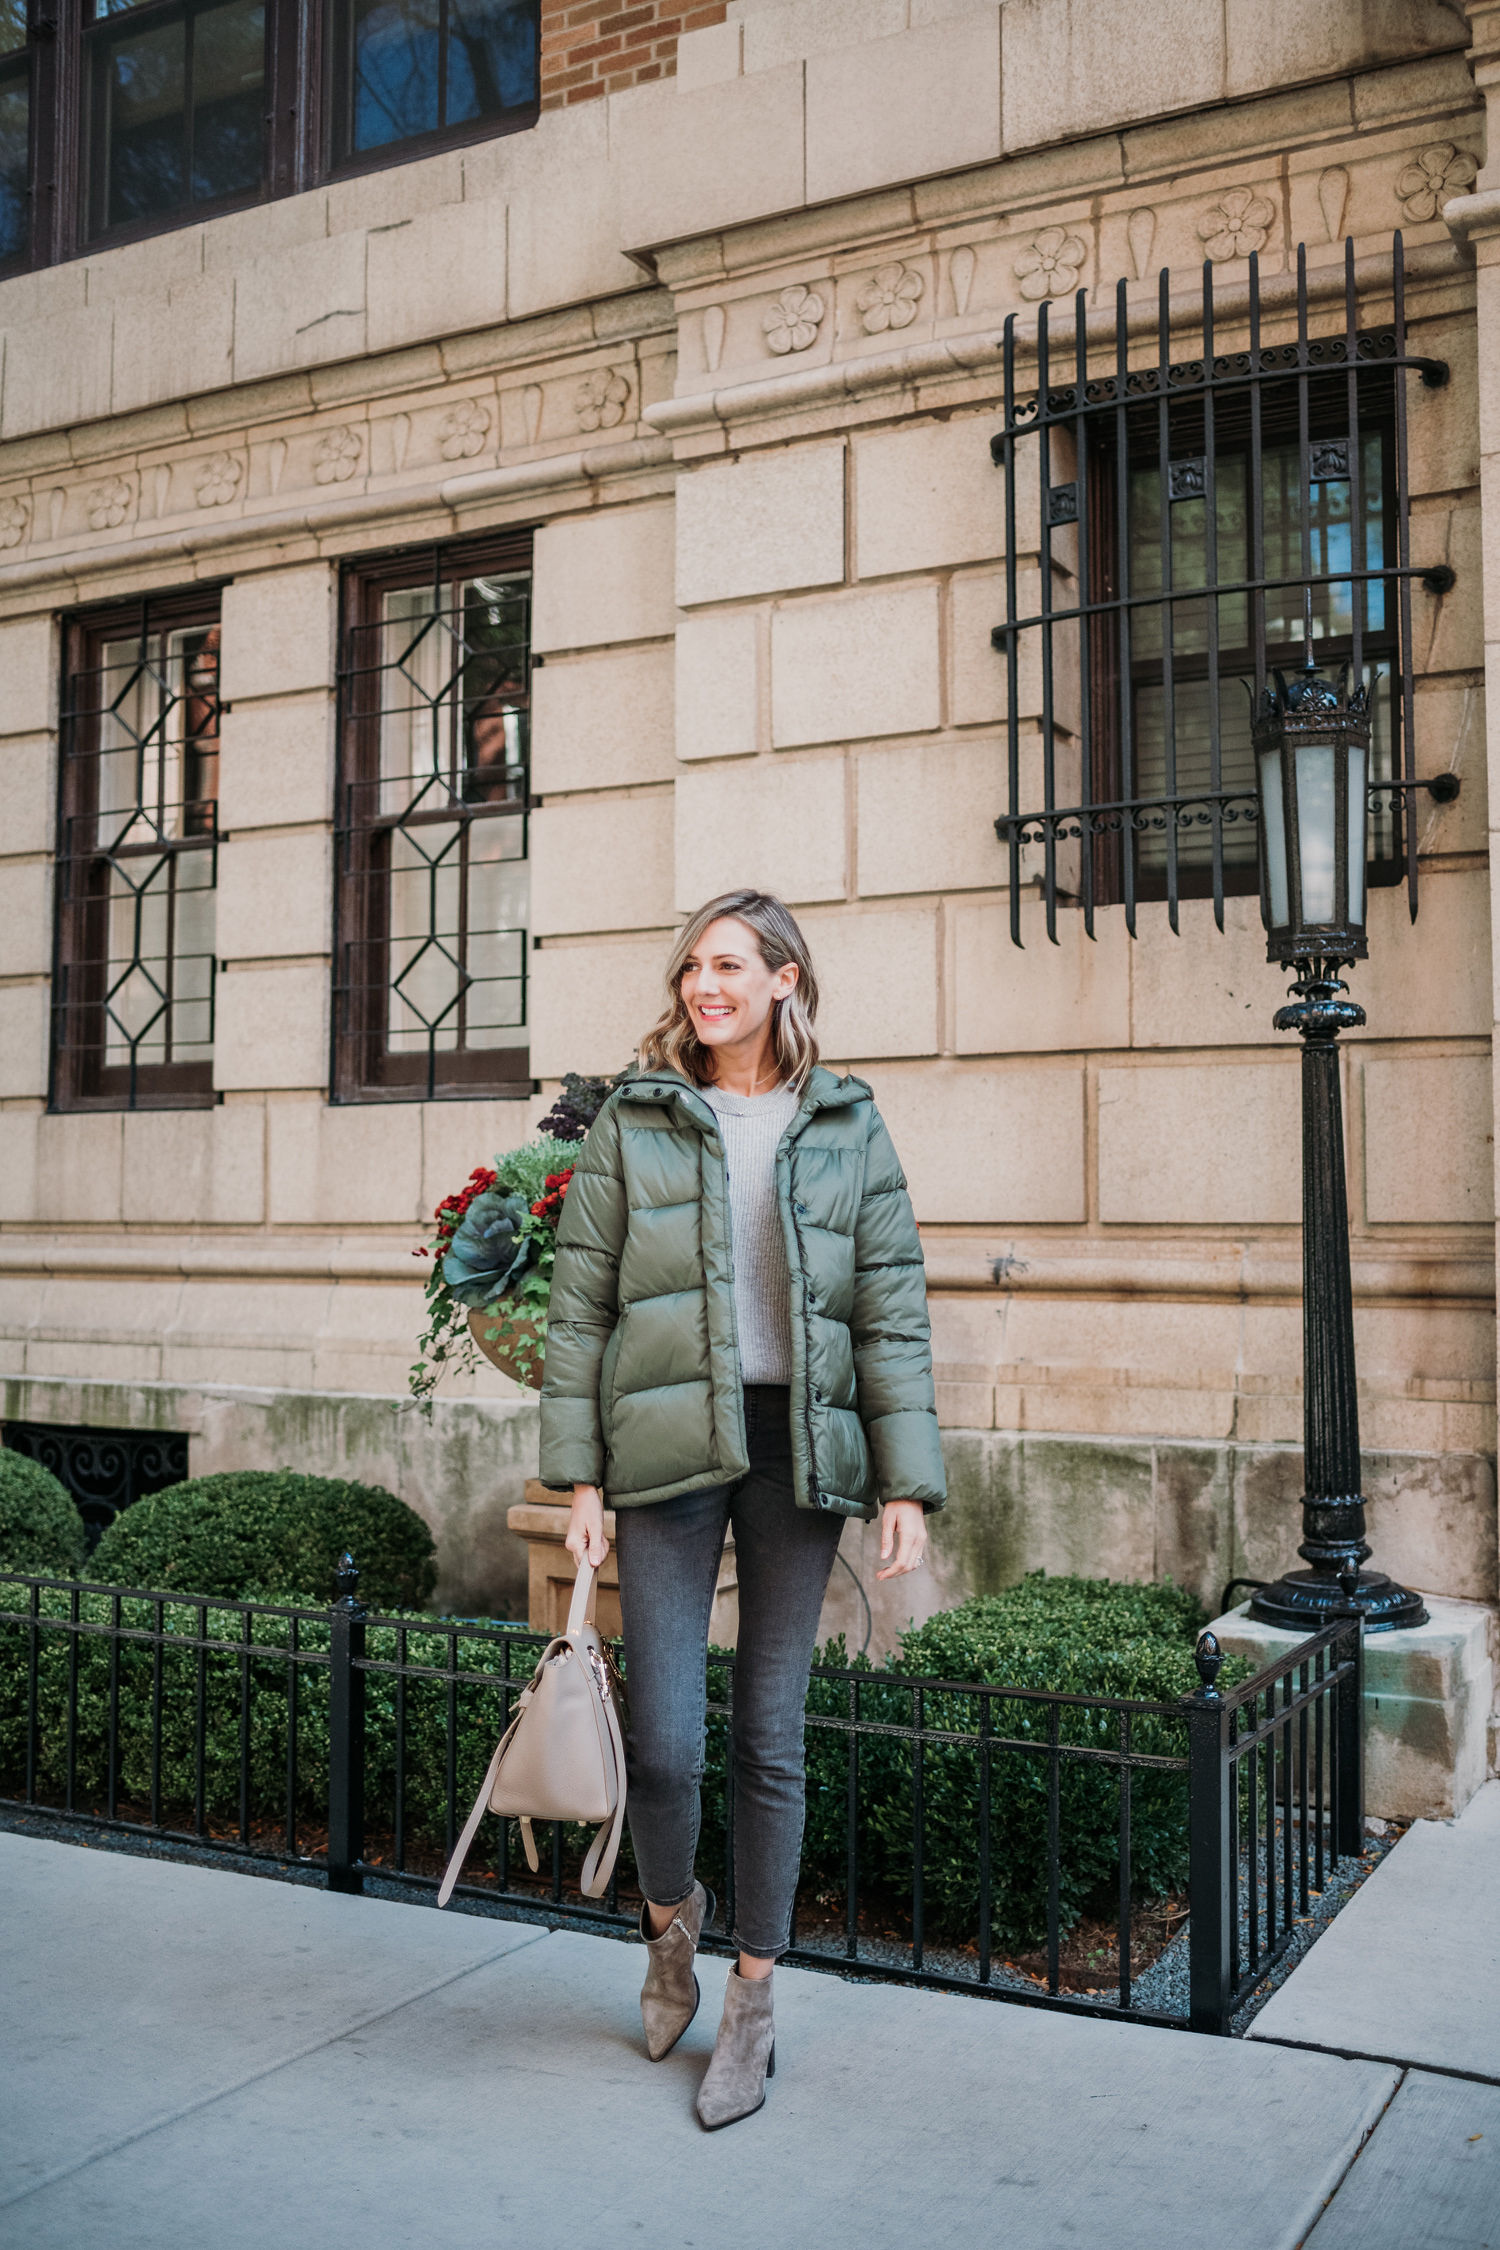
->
[0,1450,87,1575]
[88,1471,436,1611]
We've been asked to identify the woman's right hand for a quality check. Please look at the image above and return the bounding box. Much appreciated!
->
[566,1484,609,1568]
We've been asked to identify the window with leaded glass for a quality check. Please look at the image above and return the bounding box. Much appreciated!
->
[53,589,221,1110]
[334,534,531,1102]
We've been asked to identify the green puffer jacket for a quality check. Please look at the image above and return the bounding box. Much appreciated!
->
[538,1065,946,1520]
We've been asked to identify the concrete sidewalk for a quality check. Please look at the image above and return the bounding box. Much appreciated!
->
[0,1827,1411,2250]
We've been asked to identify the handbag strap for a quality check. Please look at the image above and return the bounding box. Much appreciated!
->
[565,1554,597,1638]
[579,1661,628,1898]
[437,1695,527,1908]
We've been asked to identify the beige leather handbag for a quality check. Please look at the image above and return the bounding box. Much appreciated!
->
[438,1557,627,1907]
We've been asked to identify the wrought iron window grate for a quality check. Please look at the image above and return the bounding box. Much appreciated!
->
[991,234,1457,946]
[334,535,532,1102]
[1,1422,189,1547]
[52,591,221,1110]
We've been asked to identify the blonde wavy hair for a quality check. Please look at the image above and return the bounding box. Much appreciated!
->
[638,890,821,1090]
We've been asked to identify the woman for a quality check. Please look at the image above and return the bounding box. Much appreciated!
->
[539,890,945,2129]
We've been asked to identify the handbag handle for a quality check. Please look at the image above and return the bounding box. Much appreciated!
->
[565,1552,597,1638]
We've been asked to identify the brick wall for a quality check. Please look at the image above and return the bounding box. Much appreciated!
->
[539,0,730,107]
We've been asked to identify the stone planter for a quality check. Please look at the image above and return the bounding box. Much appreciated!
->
[468,1306,544,1390]
[508,1483,739,1642]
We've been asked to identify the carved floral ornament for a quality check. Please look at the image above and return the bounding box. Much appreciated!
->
[0,494,29,548]
[439,397,492,460]
[573,368,631,431]
[762,284,825,355]
[1196,187,1276,261]
[194,451,243,507]
[856,262,924,334]
[313,425,363,485]
[1013,228,1087,301]
[1395,142,1478,222]
[87,476,134,530]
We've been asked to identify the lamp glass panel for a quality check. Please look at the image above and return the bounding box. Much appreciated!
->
[1294,739,1338,926]
[1346,743,1368,930]
[1259,748,1289,929]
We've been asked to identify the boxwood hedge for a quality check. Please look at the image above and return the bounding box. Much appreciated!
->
[0,1450,88,1576]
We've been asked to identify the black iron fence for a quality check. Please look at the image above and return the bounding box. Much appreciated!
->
[0,1560,1362,2036]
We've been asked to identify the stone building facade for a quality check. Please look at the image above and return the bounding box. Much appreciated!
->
[0,0,1496,1684]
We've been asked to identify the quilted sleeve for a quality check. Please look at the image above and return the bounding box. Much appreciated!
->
[538,1099,627,1491]
[849,1106,947,1511]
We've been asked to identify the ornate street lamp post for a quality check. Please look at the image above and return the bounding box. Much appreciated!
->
[1249,663,1427,1633]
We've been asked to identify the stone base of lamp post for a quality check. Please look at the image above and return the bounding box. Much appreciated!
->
[1205,1593,1494,1821]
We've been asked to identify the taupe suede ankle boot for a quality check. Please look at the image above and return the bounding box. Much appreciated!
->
[639,1881,714,2061]
[695,1966,776,2130]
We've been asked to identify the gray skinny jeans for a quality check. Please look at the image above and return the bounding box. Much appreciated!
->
[612,1383,845,1960]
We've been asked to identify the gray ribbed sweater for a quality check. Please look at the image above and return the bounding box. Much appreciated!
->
[701,1082,800,1386]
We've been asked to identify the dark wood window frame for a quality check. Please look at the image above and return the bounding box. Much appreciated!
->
[1,0,538,276]
[333,528,533,1106]
[52,582,224,1113]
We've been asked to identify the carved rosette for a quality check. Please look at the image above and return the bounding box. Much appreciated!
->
[573,369,631,432]
[856,262,924,334]
[194,451,243,507]
[313,426,363,485]
[439,398,492,460]
[762,284,825,355]
[1395,142,1477,223]
[1014,228,1087,301]
[0,493,30,549]
[86,475,135,531]
[1196,187,1276,261]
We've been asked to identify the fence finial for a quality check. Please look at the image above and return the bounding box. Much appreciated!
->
[1194,1628,1224,1696]
[334,1551,360,1606]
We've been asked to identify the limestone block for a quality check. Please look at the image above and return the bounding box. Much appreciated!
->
[1002,0,1225,151]
[232,233,368,385]
[528,935,666,1079]
[531,645,674,794]
[217,695,334,832]
[674,754,847,905]
[675,17,743,87]
[213,964,329,1092]
[0,617,57,736]
[532,503,676,654]
[503,104,639,318]
[1402,682,1486,856]
[268,1099,424,1226]
[952,896,1131,1053]
[0,983,47,1100]
[111,272,234,419]
[1208,1595,1494,1822]
[366,197,507,357]
[122,1104,266,1227]
[950,569,1042,726]
[418,1098,554,1219]
[1,303,113,439]
[0,1113,37,1222]
[1360,873,1489,1041]
[1098,1060,1302,1224]
[676,447,845,608]
[1415,497,1482,676]
[36,1112,124,1224]
[805,12,1000,206]
[1224,0,1464,98]
[160,1281,321,1392]
[857,740,1005,897]
[929,1429,1157,1595]
[861,1059,1086,1221]
[216,831,332,961]
[1362,1055,1494,1225]
[740,0,905,72]
[804,906,939,1059]
[771,584,940,748]
[1365,1450,1499,1607]
[611,66,805,249]
[675,610,760,762]
[854,416,1004,579]
[0,861,51,977]
[1129,895,1276,1050]
[530,791,674,936]
[220,566,337,701]
[0,735,55,857]
[324,145,463,234]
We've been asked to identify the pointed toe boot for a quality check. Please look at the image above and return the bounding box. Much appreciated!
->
[695,1966,776,2130]
[639,1880,715,2061]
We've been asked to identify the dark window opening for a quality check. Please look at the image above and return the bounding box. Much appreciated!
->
[0,0,29,264]
[334,532,532,1102]
[53,586,222,1111]
[88,0,268,237]
[335,0,539,163]
[2,1422,189,1548]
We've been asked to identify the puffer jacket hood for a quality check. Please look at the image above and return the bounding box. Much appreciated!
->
[538,1063,946,1519]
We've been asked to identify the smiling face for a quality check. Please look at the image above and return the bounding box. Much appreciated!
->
[677,916,799,1073]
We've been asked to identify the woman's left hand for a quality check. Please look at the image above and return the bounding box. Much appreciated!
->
[876,1499,928,1581]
